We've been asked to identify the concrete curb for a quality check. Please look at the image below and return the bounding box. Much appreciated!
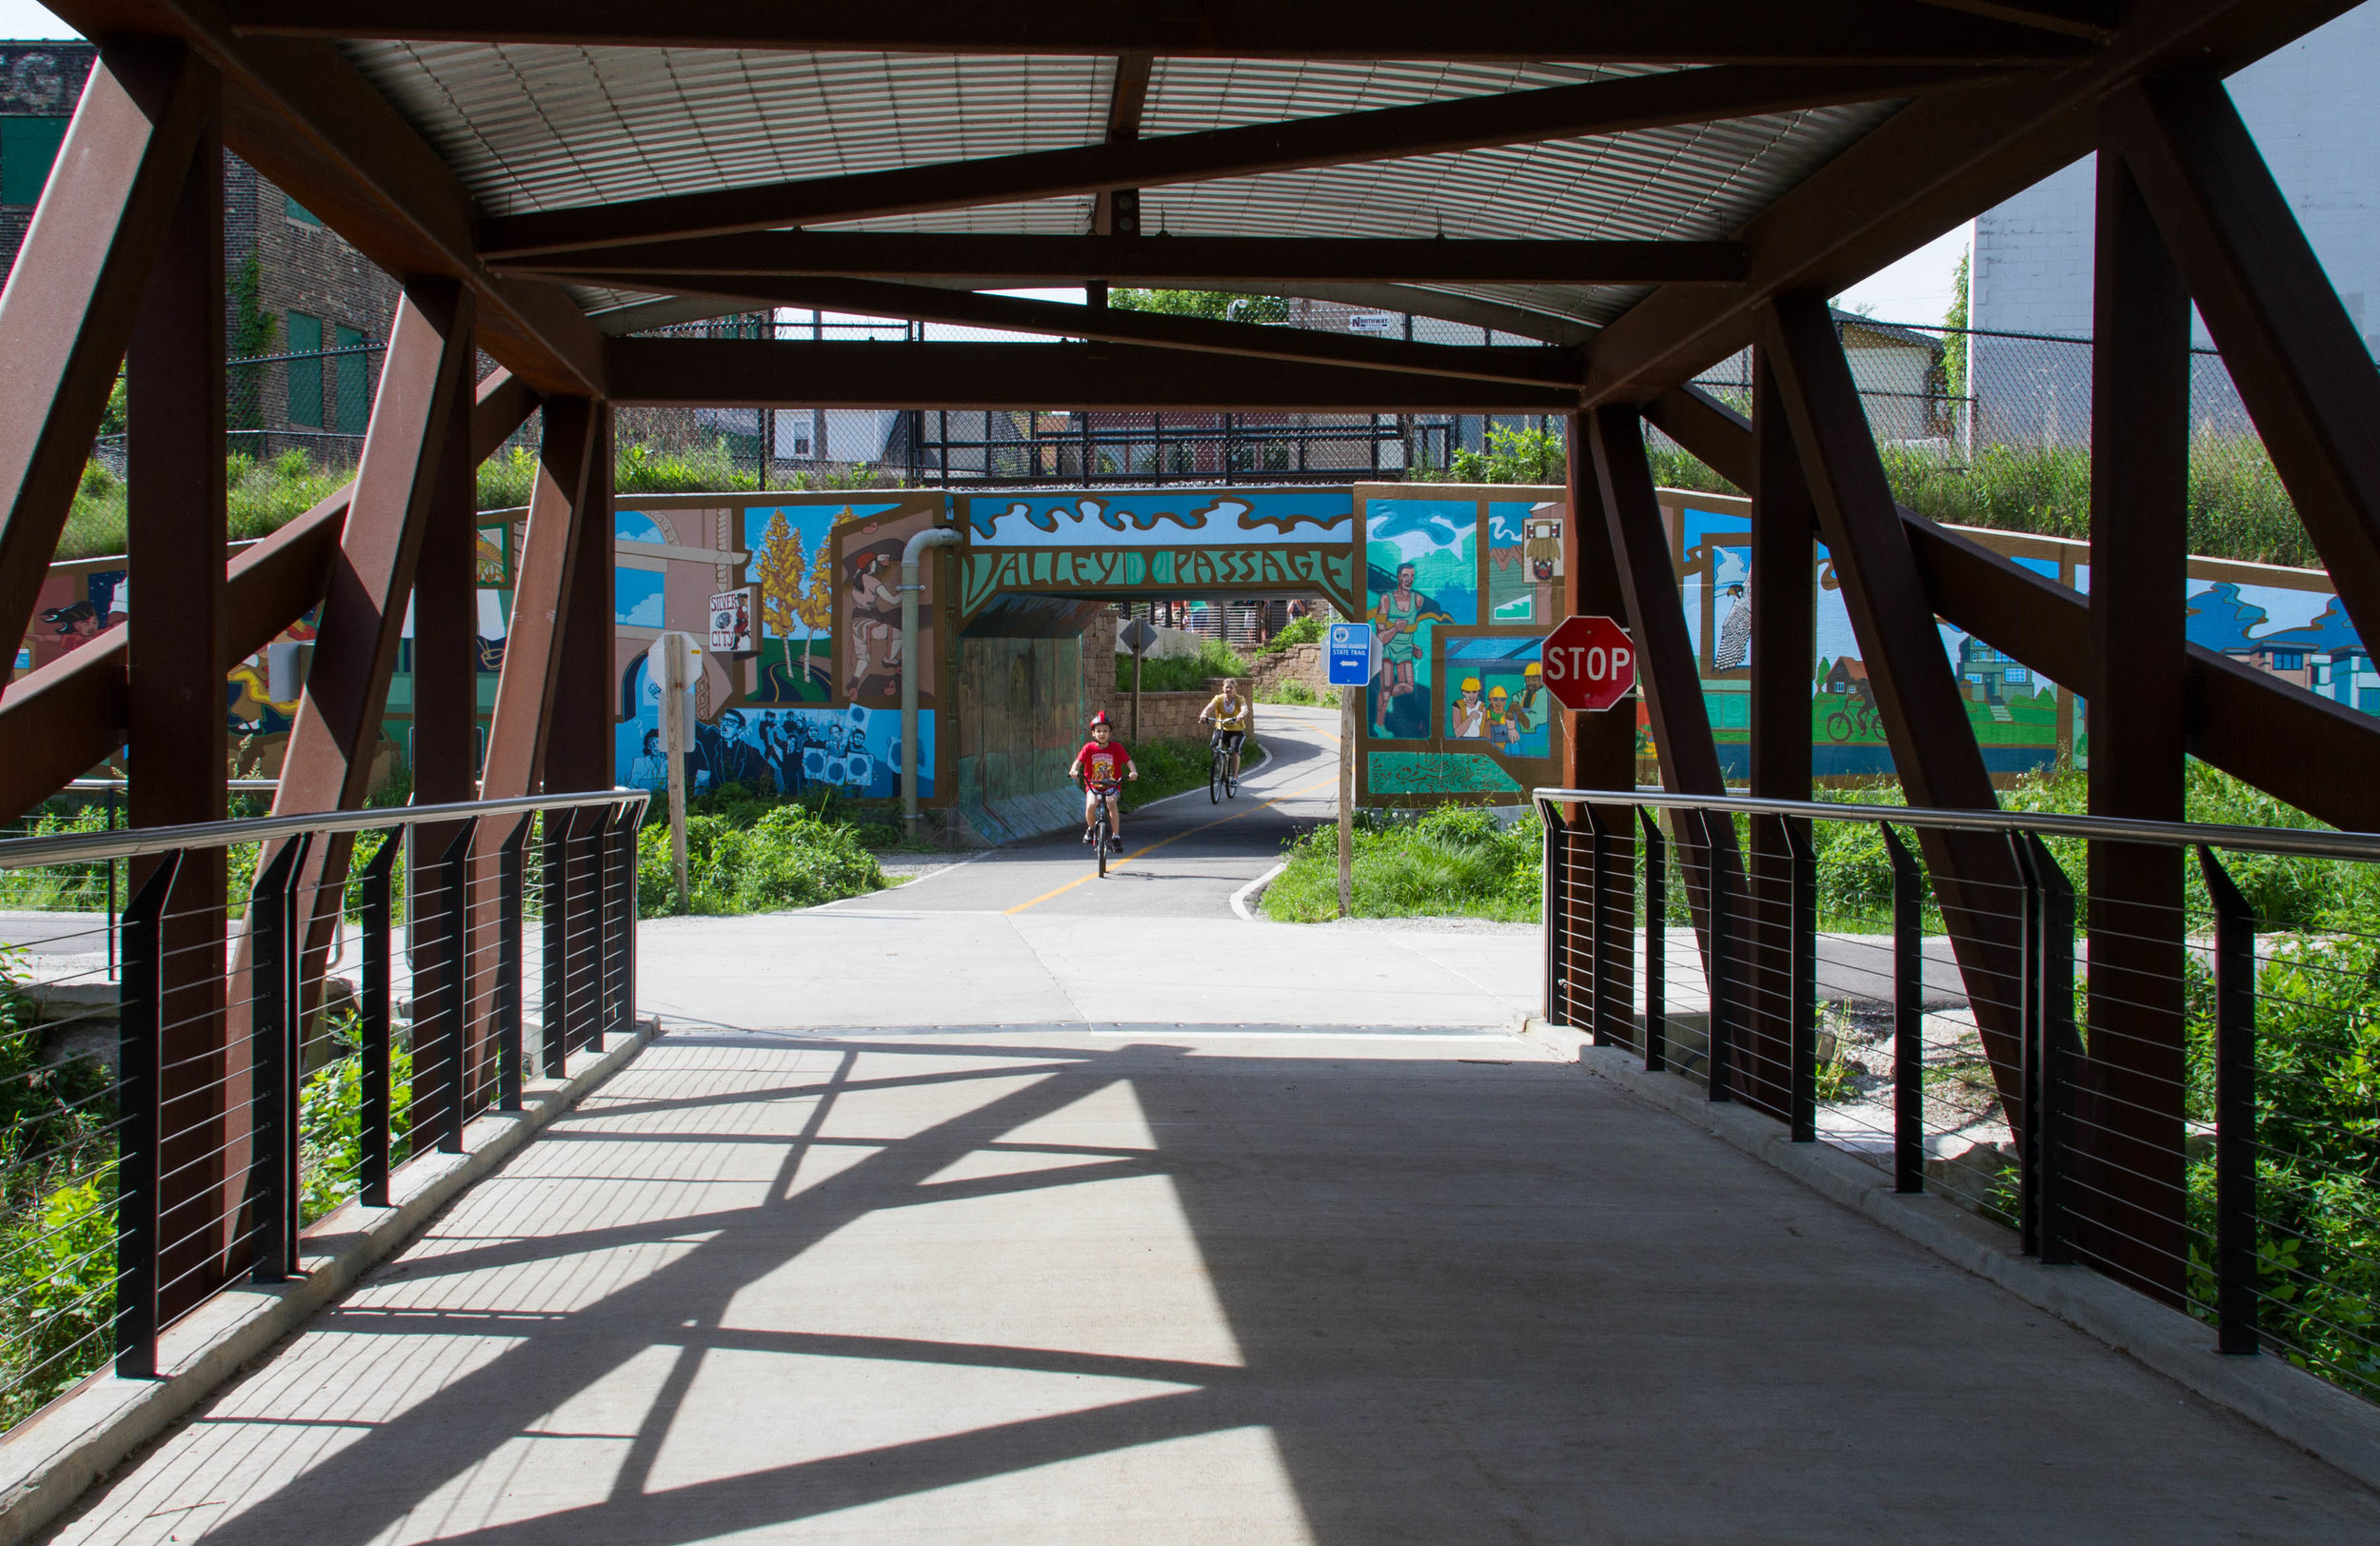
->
[1514,1015,2380,1496]
[1229,863,1287,922]
[0,1017,661,1546]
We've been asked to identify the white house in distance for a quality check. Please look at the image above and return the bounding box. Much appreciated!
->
[1968,1,2380,447]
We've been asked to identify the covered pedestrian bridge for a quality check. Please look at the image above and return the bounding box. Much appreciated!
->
[4,1,2380,1538]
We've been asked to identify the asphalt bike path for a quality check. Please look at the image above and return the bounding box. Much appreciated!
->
[835,704,1341,919]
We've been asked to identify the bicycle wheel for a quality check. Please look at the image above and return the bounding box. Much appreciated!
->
[1210,748,1223,803]
[1224,755,1237,800]
[1096,811,1109,877]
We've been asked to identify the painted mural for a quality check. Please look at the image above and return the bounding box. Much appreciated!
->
[960,488,1362,622]
[1354,487,1568,805]
[610,492,944,803]
[1658,488,2374,784]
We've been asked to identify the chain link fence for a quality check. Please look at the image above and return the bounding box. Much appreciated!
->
[1661,320,2308,568]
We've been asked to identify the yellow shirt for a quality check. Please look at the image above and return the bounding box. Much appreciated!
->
[1200,692,1253,731]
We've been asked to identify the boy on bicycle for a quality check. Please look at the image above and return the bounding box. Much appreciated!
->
[1198,679,1253,780]
[1070,710,1138,851]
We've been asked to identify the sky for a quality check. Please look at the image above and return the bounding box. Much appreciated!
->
[1829,222,1973,328]
[0,2,74,37]
[2,0,1973,334]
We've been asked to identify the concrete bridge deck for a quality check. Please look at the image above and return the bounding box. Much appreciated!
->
[47,1026,2380,1544]
[37,707,2380,1542]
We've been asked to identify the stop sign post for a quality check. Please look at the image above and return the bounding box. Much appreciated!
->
[1542,615,1637,712]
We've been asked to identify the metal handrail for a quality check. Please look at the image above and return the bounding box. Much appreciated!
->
[1532,786,2380,864]
[0,787,649,870]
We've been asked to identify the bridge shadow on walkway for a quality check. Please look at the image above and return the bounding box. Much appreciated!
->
[50,1029,2380,1544]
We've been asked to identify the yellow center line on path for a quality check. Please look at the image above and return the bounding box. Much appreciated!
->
[1003,776,1340,915]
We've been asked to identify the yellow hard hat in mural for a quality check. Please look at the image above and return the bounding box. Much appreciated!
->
[1459,676,1482,692]
[1489,685,1509,700]
[1524,661,1542,678]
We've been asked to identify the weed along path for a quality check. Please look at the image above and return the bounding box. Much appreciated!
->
[634,705,1549,1036]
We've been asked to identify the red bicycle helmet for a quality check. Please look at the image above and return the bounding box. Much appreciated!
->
[1089,710,1114,727]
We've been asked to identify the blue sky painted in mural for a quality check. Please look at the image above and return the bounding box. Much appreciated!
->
[615,568,665,628]
[971,490,1352,547]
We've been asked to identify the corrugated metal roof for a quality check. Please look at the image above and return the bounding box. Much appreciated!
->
[338,44,1906,339]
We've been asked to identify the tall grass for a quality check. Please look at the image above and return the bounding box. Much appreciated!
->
[1116,637,1249,693]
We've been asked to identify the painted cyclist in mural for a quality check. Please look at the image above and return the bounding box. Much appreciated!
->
[844,540,905,700]
[1070,710,1138,852]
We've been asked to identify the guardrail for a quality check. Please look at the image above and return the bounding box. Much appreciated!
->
[1534,785,2380,1402]
[0,787,647,1430]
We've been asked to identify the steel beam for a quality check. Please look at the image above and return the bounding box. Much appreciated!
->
[1649,380,2380,836]
[1581,0,2358,406]
[544,404,615,795]
[222,2,2096,62]
[1745,352,1818,1122]
[2109,75,2380,649]
[506,232,1752,287]
[0,375,539,826]
[1559,411,1636,1050]
[480,398,596,803]
[481,65,1996,257]
[47,1,604,394]
[568,276,1581,388]
[126,96,232,1320]
[2078,145,2191,1304]
[606,339,1579,412]
[1761,294,2031,1122]
[0,45,209,662]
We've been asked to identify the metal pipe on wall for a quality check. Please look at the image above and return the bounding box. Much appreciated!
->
[901,525,962,836]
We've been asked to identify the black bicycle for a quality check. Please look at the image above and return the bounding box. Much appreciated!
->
[1087,779,1121,876]
[1208,728,1240,803]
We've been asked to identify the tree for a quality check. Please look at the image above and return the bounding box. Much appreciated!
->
[1112,288,1291,325]
[797,518,842,682]
[1944,248,1971,403]
[753,509,810,684]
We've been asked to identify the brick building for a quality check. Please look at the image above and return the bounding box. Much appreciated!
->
[4,39,398,463]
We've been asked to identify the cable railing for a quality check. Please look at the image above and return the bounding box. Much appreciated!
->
[1536,785,2380,1405]
[0,787,646,1432]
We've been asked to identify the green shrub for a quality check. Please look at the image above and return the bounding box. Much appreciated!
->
[1257,678,1339,707]
[1257,614,1326,652]
[639,803,885,916]
[1262,806,1542,922]
[1115,637,1249,693]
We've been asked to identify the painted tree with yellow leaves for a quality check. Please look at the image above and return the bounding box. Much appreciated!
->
[752,509,810,687]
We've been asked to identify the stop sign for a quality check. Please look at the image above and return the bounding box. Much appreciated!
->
[1541,615,1637,712]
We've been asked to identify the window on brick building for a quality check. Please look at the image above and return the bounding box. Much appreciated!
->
[332,323,367,434]
[284,192,323,226]
[1,116,70,205]
[288,311,324,427]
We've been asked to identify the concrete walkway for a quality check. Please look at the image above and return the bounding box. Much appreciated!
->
[49,1028,2380,1543]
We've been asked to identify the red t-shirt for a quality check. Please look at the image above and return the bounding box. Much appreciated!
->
[1076,740,1132,785]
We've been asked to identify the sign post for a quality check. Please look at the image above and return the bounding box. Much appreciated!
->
[1326,624,1377,918]
[1121,615,1159,746]
[1541,615,1638,714]
[646,631,702,907]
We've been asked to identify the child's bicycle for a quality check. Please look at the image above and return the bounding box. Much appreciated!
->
[1086,779,1122,876]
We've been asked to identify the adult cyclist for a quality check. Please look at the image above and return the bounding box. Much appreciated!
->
[1198,678,1254,782]
[1070,710,1138,851]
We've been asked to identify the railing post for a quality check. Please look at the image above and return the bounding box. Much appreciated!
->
[497,820,527,1111]
[1640,808,1665,1074]
[2013,833,2073,1263]
[358,832,400,1207]
[1881,823,1924,1195]
[113,852,182,1378]
[1784,815,1817,1143]
[605,803,636,1042]
[1704,811,1734,1103]
[1540,799,1564,1025]
[1587,811,1611,1045]
[541,809,568,1077]
[248,837,307,1284]
[433,822,477,1153]
[2197,844,2260,1356]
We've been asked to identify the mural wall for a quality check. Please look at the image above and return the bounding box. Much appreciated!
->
[611,492,947,803]
[1656,488,2374,785]
[1353,486,1568,805]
